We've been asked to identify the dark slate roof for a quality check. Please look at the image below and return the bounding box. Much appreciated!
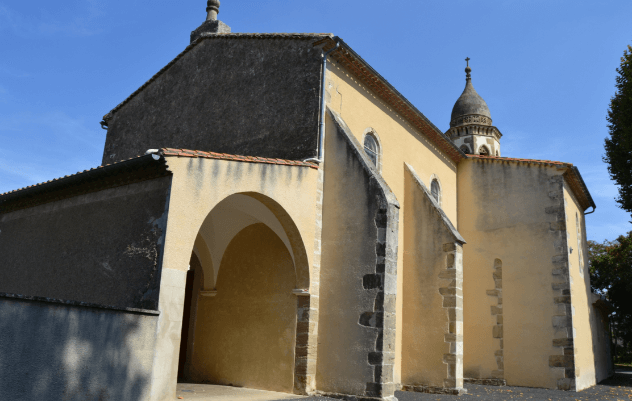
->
[451,79,491,123]
[102,33,333,122]
[102,33,466,164]
[468,155,596,212]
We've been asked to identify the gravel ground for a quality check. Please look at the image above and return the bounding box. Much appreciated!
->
[270,367,632,401]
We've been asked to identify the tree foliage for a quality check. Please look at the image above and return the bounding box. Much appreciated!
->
[604,44,632,217]
[589,232,632,355]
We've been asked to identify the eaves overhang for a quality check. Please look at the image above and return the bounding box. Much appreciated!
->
[314,36,466,164]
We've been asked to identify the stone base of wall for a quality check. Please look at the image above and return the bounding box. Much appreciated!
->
[402,384,467,395]
[313,390,398,401]
[464,378,506,386]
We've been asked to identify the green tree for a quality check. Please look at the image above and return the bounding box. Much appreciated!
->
[589,232,632,358]
[604,44,632,217]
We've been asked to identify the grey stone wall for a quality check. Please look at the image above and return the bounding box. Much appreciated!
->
[102,36,324,164]
[316,109,399,401]
[0,176,172,310]
[0,297,158,401]
[546,174,577,390]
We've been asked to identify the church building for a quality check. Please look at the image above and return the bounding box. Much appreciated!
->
[0,2,613,400]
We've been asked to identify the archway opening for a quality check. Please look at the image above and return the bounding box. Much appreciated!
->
[177,193,309,394]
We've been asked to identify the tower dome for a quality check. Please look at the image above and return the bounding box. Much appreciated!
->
[450,79,491,127]
[445,58,502,156]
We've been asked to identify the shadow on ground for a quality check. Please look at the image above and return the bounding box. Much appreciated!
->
[600,365,632,388]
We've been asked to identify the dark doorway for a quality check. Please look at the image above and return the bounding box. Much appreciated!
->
[177,267,195,382]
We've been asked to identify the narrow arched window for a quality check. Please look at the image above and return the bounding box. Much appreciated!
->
[460,145,470,154]
[364,133,380,168]
[431,179,441,206]
[479,145,490,156]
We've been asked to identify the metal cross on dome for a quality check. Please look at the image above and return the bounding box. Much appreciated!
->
[465,57,470,66]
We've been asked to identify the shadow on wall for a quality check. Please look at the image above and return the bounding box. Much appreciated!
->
[0,298,156,401]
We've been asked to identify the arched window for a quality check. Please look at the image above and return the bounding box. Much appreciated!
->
[460,145,470,154]
[363,131,381,170]
[431,178,441,206]
[495,150,499,156]
[478,145,490,156]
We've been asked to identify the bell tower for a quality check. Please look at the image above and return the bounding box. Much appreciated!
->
[446,58,502,156]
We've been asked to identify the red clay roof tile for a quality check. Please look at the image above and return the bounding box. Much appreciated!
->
[1,149,318,198]
[160,148,319,169]
[468,154,572,167]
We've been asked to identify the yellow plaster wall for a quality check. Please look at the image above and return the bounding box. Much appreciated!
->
[156,157,320,397]
[188,223,297,392]
[325,62,458,383]
[458,159,566,389]
[401,165,464,388]
[161,157,318,288]
[316,112,396,396]
[563,183,596,390]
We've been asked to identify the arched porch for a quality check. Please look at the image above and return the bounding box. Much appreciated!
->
[176,193,312,393]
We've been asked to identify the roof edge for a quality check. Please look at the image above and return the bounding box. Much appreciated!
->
[315,36,466,164]
[159,148,318,169]
[328,107,400,209]
[0,155,170,213]
[569,166,596,212]
[405,162,466,245]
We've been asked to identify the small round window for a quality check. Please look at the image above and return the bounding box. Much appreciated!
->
[364,133,380,168]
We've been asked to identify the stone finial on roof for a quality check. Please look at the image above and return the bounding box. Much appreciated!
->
[206,0,220,21]
[191,0,231,43]
[450,58,491,126]
[465,57,471,81]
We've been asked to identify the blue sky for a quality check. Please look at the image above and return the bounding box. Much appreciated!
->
[0,0,631,242]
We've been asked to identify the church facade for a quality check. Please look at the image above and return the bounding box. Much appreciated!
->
[0,3,612,401]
